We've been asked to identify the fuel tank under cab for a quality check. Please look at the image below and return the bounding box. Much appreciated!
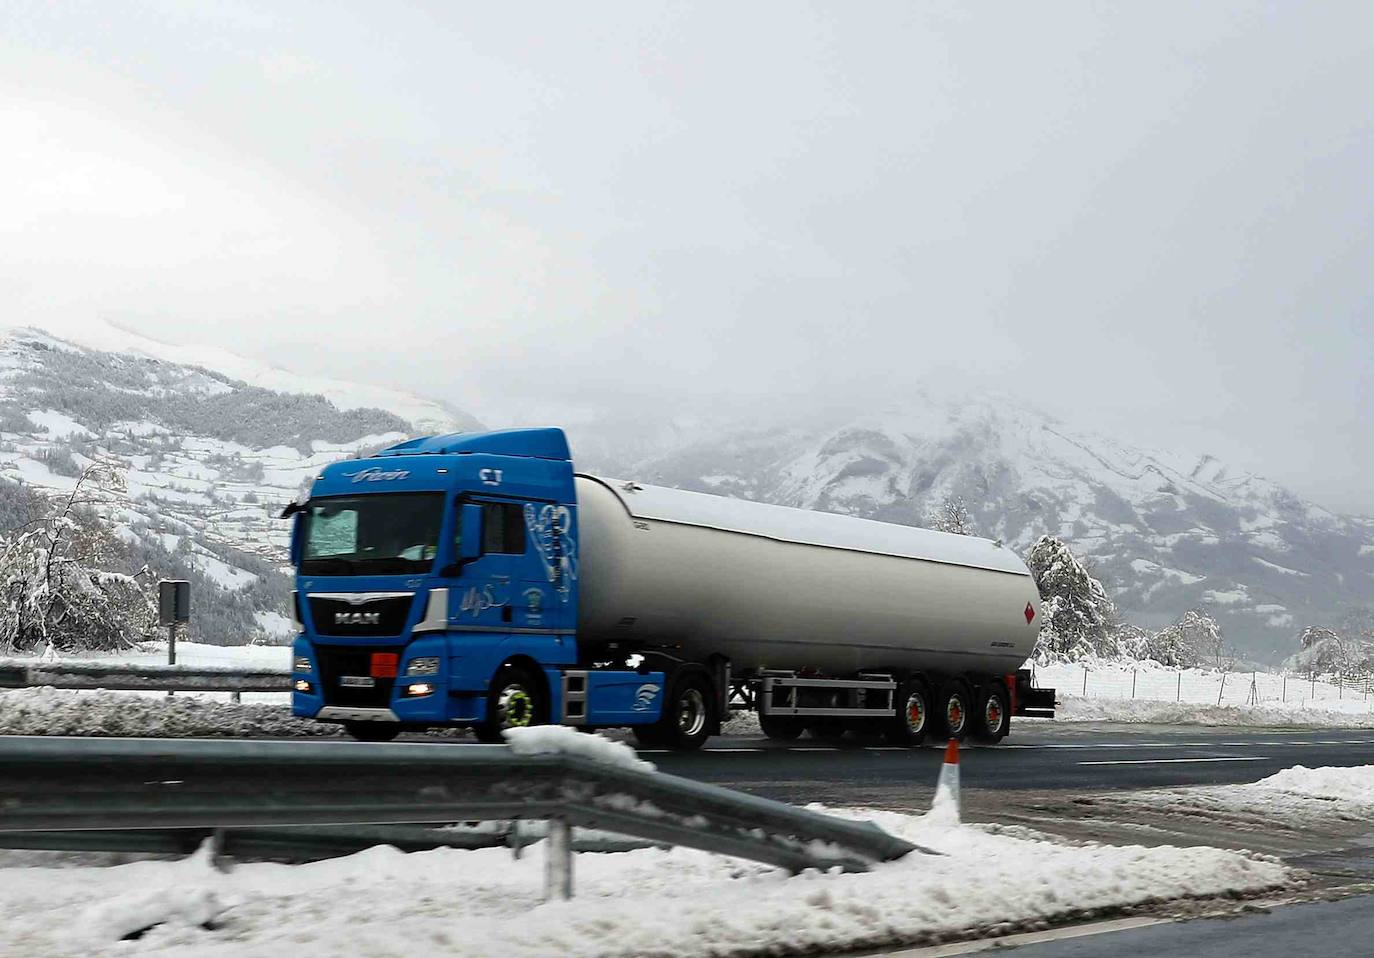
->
[574,475,1040,676]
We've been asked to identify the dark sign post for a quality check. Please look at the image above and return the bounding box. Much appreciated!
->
[157,581,191,682]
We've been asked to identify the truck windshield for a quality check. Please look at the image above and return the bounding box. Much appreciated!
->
[299,493,445,576]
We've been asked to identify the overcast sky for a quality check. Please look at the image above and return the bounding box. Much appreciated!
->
[4,2,1373,512]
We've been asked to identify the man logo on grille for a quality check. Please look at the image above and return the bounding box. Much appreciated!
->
[335,611,382,626]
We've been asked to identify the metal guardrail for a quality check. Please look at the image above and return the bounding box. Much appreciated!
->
[0,824,657,860]
[0,661,290,693]
[0,736,920,897]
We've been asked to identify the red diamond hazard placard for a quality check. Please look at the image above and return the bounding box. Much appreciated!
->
[1024,602,1036,624]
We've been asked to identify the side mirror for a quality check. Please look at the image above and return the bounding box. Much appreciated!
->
[458,503,483,562]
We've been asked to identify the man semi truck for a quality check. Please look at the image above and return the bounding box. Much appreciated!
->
[284,428,1054,749]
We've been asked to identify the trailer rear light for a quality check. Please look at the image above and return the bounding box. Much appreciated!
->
[404,682,435,697]
[294,679,314,693]
[293,656,313,673]
[405,656,440,676]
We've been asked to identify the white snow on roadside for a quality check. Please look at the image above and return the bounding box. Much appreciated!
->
[504,725,656,772]
[0,804,1289,958]
[0,687,337,739]
[1100,764,1374,830]
[1055,695,1374,728]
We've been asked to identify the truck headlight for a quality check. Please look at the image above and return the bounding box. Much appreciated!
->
[405,656,440,676]
[404,682,435,697]
[294,679,314,693]
[293,656,313,673]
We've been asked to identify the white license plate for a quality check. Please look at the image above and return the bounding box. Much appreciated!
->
[340,676,376,688]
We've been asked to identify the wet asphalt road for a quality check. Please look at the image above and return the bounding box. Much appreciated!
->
[638,722,1374,808]
[989,894,1374,957]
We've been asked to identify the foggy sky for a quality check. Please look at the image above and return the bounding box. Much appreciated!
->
[4,2,1373,513]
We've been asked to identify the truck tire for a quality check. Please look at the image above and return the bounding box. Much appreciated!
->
[474,663,547,744]
[936,680,972,743]
[653,670,714,751]
[973,683,1010,743]
[758,713,805,741]
[884,679,931,747]
[344,722,402,743]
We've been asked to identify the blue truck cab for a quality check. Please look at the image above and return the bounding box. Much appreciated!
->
[284,428,684,744]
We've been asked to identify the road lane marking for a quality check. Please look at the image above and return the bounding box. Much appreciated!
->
[1078,756,1272,766]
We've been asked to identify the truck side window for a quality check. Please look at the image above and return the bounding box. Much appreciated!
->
[481,503,528,555]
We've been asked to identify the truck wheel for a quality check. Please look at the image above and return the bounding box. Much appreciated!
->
[936,681,972,743]
[973,684,1010,743]
[655,672,714,751]
[758,714,805,741]
[884,680,931,747]
[344,722,402,743]
[475,664,547,744]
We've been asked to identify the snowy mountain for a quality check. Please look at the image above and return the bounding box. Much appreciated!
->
[566,395,1374,663]
[3,325,1369,661]
[0,327,478,645]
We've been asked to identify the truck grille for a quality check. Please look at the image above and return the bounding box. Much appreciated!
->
[308,594,414,637]
[315,646,399,709]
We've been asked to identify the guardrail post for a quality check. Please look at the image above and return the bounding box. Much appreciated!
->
[544,820,573,900]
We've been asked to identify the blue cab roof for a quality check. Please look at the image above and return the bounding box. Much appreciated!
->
[373,428,571,461]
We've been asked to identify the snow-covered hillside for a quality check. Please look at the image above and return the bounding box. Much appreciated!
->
[0,328,477,644]
[569,394,1374,661]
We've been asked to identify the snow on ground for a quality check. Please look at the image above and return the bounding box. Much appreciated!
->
[1034,659,1374,718]
[1054,695,1374,728]
[1099,764,1374,830]
[0,802,1290,958]
[0,688,337,738]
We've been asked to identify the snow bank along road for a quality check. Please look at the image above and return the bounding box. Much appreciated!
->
[15,728,1360,958]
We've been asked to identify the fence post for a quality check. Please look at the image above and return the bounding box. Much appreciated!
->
[1177,671,1182,702]
[1217,671,1227,706]
[1083,667,1088,696]
[1282,675,1286,703]
[1131,669,1137,699]
[544,820,573,900]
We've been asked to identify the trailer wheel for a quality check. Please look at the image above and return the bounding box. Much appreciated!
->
[758,714,806,741]
[474,664,547,743]
[973,684,1010,743]
[936,681,972,743]
[344,722,401,743]
[654,671,714,751]
[884,679,931,747]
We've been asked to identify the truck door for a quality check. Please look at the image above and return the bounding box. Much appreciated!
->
[448,498,527,630]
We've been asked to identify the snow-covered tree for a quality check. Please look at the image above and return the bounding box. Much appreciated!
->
[930,495,976,536]
[1025,535,1117,660]
[1144,609,1222,669]
[0,465,153,654]
[1287,625,1374,678]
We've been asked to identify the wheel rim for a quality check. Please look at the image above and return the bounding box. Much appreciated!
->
[677,688,707,737]
[984,695,1004,734]
[946,693,966,735]
[497,684,534,729]
[904,692,927,735]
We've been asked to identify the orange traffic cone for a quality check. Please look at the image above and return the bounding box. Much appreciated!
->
[931,738,960,825]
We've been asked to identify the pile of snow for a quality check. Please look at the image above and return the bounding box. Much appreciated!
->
[1055,695,1374,728]
[1103,764,1374,829]
[0,688,338,739]
[504,725,655,772]
[1254,764,1374,806]
[0,804,1289,957]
